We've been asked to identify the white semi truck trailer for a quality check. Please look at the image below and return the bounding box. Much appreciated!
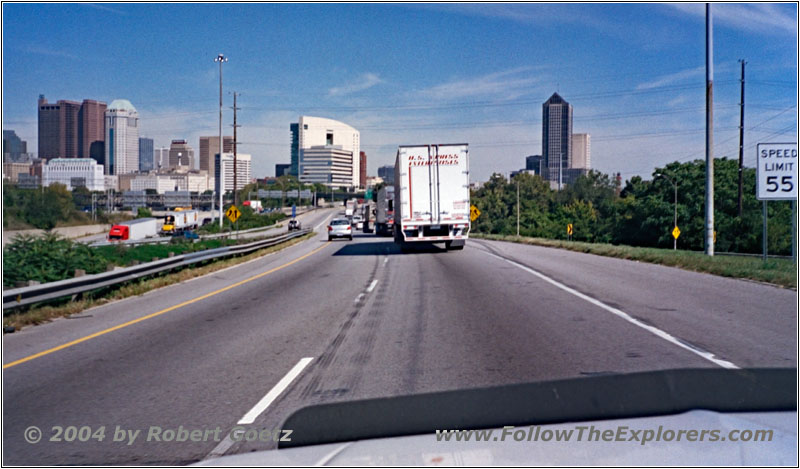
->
[393,144,470,250]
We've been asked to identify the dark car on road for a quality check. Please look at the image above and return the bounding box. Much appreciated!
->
[288,219,302,231]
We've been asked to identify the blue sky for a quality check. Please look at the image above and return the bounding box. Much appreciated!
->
[2,3,797,182]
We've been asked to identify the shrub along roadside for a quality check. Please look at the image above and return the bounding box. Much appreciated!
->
[3,233,238,288]
[3,232,316,331]
[472,233,796,289]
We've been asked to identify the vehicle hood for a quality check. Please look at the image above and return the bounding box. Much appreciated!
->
[198,411,796,466]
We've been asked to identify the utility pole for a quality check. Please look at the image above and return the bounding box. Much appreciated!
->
[737,59,746,217]
[705,4,715,256]
[559,152,563,191]
[214,53,227,229]
[231,91,241,207]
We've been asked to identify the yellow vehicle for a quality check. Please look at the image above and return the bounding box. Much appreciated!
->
[162,210,199,234]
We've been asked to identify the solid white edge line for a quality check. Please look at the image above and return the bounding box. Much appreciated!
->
[367,279,379,292]
[481,250,739,370]
[238,357,315,425]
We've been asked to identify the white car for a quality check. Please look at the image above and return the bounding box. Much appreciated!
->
[327,218,353,241]
[352,215,364,230]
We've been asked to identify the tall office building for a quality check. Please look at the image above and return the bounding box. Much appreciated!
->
[378,165,394,184]
[153,147,169,170]
[525,155,543,176]
[275,163,291,177]
[168,140,194,169]
[359,151,367,188]
[299,146,353,187]
[104,99,139,175]
[199,136,233,172]
[3,130,28,162]
[38,95,106,161]
[571,133,591,170]
[78,99,106,160]
[38,95,80,159]
[542,93,572,185]
[289,123,299,176]
[214,152,252,193]
[291,116,360,187]
[139,137,154,172]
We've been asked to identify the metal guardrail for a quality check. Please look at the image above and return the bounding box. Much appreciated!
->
[85,208,317,247]
[3,228,313,310]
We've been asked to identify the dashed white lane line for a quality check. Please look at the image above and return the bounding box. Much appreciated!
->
[238,357,315,425]
[314,211,336,231]
[480,250,739,370]
[354,293,365,303]
[367,279,379,292]
[206,357,314,460]
[384,257,389,265]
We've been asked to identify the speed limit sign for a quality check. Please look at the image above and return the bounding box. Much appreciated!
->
[756,143,797,200]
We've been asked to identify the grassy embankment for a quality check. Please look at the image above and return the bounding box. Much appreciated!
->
[472,233,796,289]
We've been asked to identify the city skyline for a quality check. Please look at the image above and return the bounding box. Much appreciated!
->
[2,3,797,182]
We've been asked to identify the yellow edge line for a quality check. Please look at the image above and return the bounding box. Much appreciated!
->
[3,241,331,370]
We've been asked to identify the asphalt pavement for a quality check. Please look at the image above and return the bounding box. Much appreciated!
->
[3,217,796,464]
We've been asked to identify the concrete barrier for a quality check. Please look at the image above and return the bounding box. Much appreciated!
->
[2,224,111,247]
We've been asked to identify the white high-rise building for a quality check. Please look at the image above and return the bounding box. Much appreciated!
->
[214,152,251,193]
[293,116,360,187]
[300,146,354,187]
[42,158,105,191]
[104,99,139,175]
[571,133,591,169]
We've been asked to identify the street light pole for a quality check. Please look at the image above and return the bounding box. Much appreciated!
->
[214,53,227,229]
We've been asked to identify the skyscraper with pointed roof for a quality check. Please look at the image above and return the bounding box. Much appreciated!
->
[542,93,572,185]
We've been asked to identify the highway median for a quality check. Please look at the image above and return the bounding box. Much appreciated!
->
[472,233,796,290]
[2,230,316,332]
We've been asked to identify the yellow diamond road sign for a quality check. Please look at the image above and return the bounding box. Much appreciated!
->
[470,205,481,222]
[672,226,681,239]
[226,206,241,223]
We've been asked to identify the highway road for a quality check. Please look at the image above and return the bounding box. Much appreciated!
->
[3,210,796,465]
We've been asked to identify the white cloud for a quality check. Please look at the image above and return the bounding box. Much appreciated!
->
[328,73,383,97]
[415,67,539,102]
[21,45,78,60]
[636,67,704,90]
[82,4,127,15]
[666,3,797,36]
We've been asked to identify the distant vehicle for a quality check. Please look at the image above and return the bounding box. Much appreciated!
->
[374,185,395,236]
[108,218,158,241]
[162,209,199,235]
[243,200,263,212]
[328,218,353,241]
[394,144,470,250]
[201,217,213,226]
[183,230,199,240]
[345,199,358,217]
[361,203,373,233]
[288,219,302,231]
[352,214,364,230]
